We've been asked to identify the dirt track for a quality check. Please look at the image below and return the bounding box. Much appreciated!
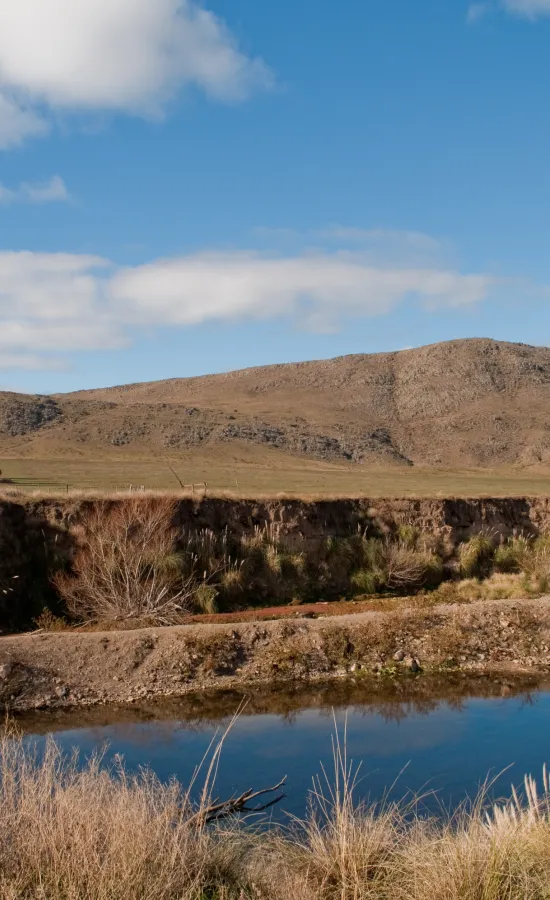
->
[1,597,550,711]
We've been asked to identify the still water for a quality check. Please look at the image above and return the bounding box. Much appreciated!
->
[14,675,550,817]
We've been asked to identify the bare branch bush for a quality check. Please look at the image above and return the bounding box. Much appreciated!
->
[54,500,195,624]
[381,540,442,590]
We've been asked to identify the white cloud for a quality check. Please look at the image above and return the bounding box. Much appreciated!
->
[0,176,70,204]
[0,0,272,148]
[0,252,122,368]
[109,250,494,329]
[0,354,66,371]
[0,94,46,149]
[0,237,497,370]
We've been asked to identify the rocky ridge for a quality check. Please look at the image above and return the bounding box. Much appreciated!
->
[3,338,550,467]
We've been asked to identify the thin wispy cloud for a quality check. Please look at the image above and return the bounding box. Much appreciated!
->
[503,0,550,16]
[467,3,492,22]
[468,0,550,19]
[0,354,67,372]
[0,176,70,205]
[0,0,274,149]
[319,226,442,252]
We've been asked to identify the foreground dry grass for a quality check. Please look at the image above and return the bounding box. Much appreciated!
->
[4,726,550,900]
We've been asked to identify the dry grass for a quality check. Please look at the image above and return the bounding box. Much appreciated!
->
[458,532,495,578]
[3,723,550,899]
[428,572,531,604]
[0,725,256,900]
[5,456,550,497]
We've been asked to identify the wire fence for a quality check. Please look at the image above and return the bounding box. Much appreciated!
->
[0,479,209,496]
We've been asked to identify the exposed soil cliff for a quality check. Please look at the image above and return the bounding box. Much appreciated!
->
[1,494,550,632]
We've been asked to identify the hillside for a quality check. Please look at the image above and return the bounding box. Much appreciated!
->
[2,337,550,470]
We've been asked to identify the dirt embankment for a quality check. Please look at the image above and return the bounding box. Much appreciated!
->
[2,494,550,632]
[2,596,550,711]
[17,493,550,545]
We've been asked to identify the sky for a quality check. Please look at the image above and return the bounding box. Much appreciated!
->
[1,0,550,393]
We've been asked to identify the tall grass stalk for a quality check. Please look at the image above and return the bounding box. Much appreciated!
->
[2,721,550,898]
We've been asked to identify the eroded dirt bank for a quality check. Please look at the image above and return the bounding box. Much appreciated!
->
[2,597,550,711]
[17,494,550,546]
[4,494,550,631]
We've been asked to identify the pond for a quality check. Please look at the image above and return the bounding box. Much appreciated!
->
[13,674,550,819]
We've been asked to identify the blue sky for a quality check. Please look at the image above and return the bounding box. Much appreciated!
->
[1,0,550,393]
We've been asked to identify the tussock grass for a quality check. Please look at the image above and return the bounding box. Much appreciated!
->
[459,532,495,578]
[51,501,550,629]
[428,572,530,604]
[0,726,255,900]
[3,725,550,899]
[494,535,532,573]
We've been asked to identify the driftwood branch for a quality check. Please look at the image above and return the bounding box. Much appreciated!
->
[187,777,287,826]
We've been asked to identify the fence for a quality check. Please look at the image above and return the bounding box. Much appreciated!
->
[113,483,208,494]
[0,479,208,496]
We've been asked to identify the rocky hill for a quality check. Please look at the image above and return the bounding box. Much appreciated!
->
[2,338,550,468]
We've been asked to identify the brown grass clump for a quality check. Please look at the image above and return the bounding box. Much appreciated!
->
[429,573,530,605]
[3,725,550,899]
[351,538,443,595]
[54,500,196,624]
[0,729,255,900]
[259,740,550,900]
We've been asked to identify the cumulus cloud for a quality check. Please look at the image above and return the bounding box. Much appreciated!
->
[0,252,122,366]
[0,0,272,148]
[0,176,70,204]
[109,252,493,331]
[0,237,497,370]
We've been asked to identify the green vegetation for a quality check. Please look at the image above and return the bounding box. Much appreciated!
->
[46,500,550,628]
[458,532,494,577]
[3,726,550,899]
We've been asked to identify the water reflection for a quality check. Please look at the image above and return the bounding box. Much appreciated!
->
[9,674,550,818]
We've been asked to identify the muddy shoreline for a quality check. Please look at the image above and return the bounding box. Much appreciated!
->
[1,596,550,711]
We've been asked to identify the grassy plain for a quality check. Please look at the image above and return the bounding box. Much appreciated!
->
[3,455,550,496]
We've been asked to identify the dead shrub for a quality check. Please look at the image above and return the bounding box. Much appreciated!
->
[352,540,443,595]
[54,500,195,624]
[382,541,443,590]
